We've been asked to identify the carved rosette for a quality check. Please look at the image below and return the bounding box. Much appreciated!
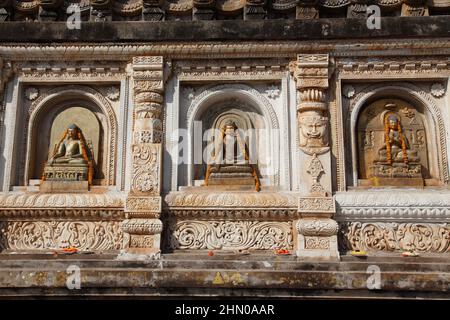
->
[120,56,165,259]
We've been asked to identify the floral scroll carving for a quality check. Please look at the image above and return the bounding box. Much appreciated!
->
[0,221,126,251]
[166,220,293,250]
[339,222,450,253]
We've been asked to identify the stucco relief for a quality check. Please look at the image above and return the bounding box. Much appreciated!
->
[340,222,450,253]
[165,220,293,250]
[0,221,126,251]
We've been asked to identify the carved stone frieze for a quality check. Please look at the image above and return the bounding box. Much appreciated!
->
[121,218,162,235]
[298,196,335,215]
[165,220,293,250]
[297,218,338,236]
[0,221,126,251]
[166,209,299,220]
[340,222,450,253]
[335,190,450,221]
[165,191,298,208]
[125,196,161,213]
[0,192,124,208]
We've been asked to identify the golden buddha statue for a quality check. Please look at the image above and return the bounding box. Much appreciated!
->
[42,124,94,185]
[376,113,419,164]
[371,110,422,185]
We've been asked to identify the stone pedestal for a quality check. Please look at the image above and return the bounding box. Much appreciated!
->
[370,162,424,186]
[118,218,162,259]
[40,180,89,192]
[43,164,89,181]
[296,196,339,260]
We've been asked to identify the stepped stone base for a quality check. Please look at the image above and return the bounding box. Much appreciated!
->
[0,253,449,298]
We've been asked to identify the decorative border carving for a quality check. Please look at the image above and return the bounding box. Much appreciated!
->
[297,218,339,236]
[17,64,126,81]
[165,220,293,250]
[165,191,297,207]
[121,219,163,235]
[0,192,124,208]
[0,221,126,251]
[339,221,450,253]
[126,196,161,213]
[1,40,450,60]
[337,57,450,79]
[165,209,299,220]
[298,197,336,214]
[335,190,450,221]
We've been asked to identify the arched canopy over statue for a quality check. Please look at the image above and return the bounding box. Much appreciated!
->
[204,120,260,191]
[42,124,94,185]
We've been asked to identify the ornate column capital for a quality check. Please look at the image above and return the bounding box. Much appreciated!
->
[293,54,330,112]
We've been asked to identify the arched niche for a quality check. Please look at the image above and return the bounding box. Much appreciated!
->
[185,84,280,188]
[25,86,117,186]
[351,88,446,187]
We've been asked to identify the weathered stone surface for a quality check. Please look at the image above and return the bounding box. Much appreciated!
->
[0,254,448,298]
[0,17,448,42]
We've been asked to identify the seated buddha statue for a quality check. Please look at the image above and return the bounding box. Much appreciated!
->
[42,124,93,184]
[48,124,88,165]
[376,113,419,164]
[205,120,260,191]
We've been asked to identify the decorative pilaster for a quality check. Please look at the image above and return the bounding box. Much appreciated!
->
[193,0,215,20]
[119,56,164,260]
[293,54,339,260]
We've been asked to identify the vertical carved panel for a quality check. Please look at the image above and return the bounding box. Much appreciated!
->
[120,56,164,259]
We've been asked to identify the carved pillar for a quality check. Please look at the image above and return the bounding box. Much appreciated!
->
[193,0,215,20]
[296,0,319,19]
[244,0,266,20]
[143,0,165,21]
[293,54,339,260]
[0,0,10,21]
[119,56,164,260]
[90,0,112,21]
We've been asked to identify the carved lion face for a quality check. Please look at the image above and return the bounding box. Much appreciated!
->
[299,115,327,140]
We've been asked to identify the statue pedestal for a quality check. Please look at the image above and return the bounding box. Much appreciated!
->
[40,181,89,193]
[370,162,423,186]
[206,164,258,189]
[43,164,89,181]
[40,164,90,192]
[296,197,340,261]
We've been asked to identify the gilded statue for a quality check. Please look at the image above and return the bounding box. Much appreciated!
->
[43,124,94,184]
[376,112,419,164]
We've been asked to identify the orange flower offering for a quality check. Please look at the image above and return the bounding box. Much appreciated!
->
[62,246,78,253]
[208,251,214,257]
[276,249,290,255]
[402,251,419,257]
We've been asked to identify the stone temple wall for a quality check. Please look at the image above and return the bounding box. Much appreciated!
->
[0,17,449,260]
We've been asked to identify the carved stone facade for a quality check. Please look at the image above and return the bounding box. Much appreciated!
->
[0,18,449,267]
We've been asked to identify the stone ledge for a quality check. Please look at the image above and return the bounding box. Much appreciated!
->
[0,255,448,298]
[335,189,450,221]
[0,17,448,42]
